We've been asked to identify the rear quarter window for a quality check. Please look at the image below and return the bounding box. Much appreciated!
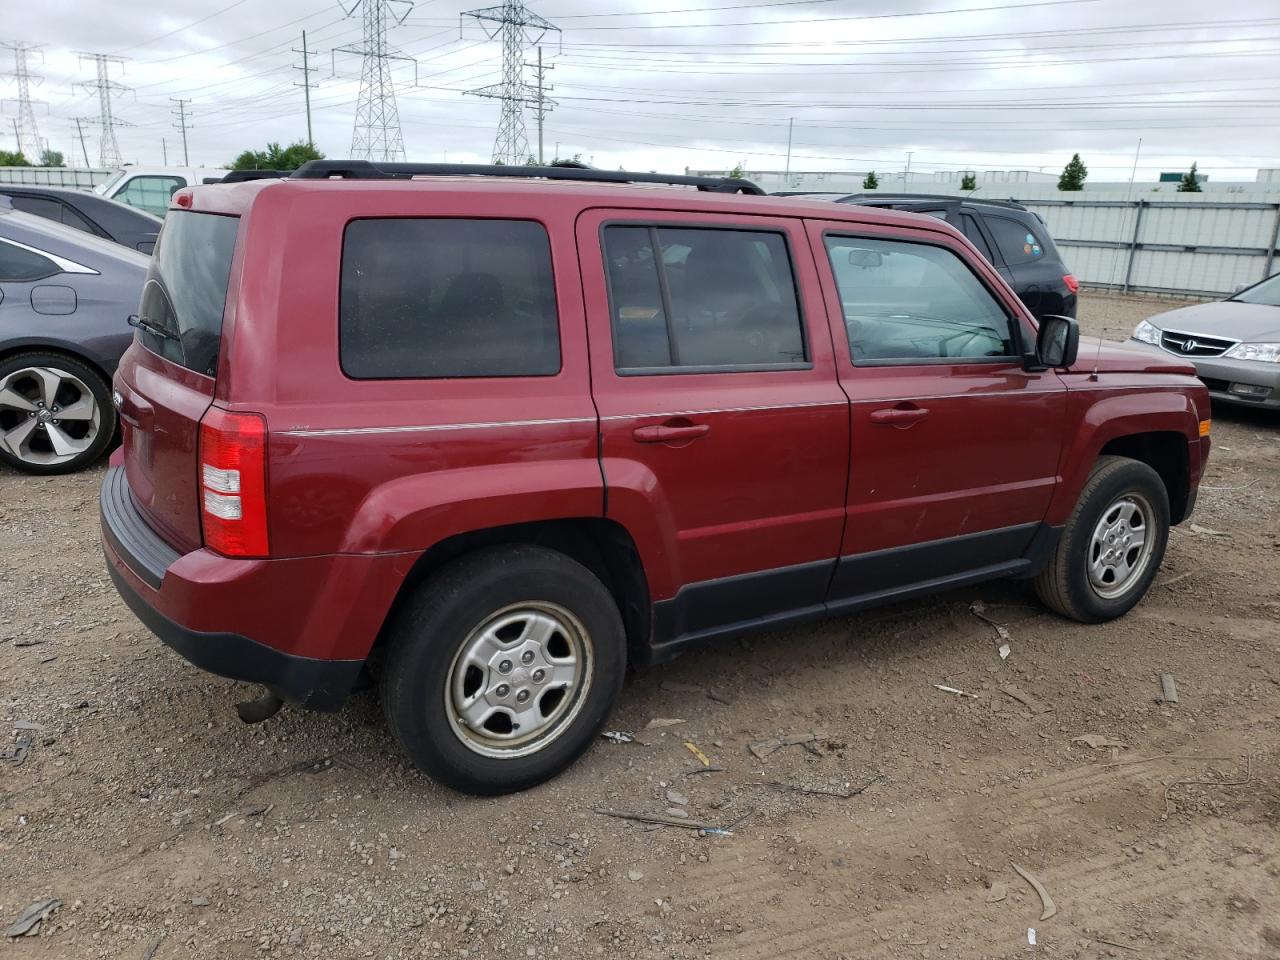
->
[339,218,560,379]
[987,215,1047,266]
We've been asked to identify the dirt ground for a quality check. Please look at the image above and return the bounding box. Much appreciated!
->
[2,292,1278,960]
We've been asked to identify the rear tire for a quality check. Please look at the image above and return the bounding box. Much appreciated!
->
[380,545,627,795]
[0,352,115,475]
[1034,455,1170,623]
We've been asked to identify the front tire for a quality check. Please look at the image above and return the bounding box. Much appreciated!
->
[1034,455,1170,623]
[0,352,115,475]
[380,545,627,795]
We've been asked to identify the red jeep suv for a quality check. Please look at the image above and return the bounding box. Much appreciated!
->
[101,162,1211,795]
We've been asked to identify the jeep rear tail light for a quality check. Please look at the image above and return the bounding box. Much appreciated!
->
[1063,274,1080,295]
[198,408,269,558]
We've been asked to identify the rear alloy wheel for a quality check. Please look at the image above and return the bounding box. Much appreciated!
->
[1034,455,1170,623]
[380,545,626,795]
[0,353,115,475]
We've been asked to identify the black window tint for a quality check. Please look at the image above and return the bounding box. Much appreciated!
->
[9,195,62,223]
[960,213,994,262]
[0,239,57,281]
[138,211,239,376]
[603,225,806,371]
[986,215,1045,266]
[59,204,97,234]
[340,218,559,379]
[824,236,1014,363]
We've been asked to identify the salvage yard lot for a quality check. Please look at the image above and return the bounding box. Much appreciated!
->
[2,292,1277,960]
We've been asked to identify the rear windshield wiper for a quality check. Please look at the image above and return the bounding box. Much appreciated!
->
[128,313,180,342]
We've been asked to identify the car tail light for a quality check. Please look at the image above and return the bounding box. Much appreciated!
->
[1063,274,1080,295]
[198,408,268,557]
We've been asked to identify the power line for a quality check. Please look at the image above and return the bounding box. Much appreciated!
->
[463,0,560,165]
[334,0,416,161]
[76,53,130,168]
[1,42,45,161]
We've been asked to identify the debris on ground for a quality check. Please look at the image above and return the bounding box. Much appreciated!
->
[683,765,725,776]
[627,870,643,882]
[933,684,978,699]
[1071,734,1128,750]
[748,732,821,760]
[683,740,711,766]
[644,717,686,730]
[601,731,635,744]
[12,637,44,647]
[1189,523,1229,537]
[12,720,46,732]
[969,600,1013,652]
[1162,756,1254,816]
[594,808,720,831]
[757,775,883,800]
[141,934,165,960]
[1160,674,1179,704]
[1000,684,1052,714]
[5,898,60,938]
[985,881,1007,903]
[1012,863,1058,921]
[665,789,689,807]
[1,732,32,765]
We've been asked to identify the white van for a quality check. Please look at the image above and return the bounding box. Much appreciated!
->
[93,166,229,217]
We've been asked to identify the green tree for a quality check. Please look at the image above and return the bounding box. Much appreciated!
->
[1057,153,1087,191]
[1177,162,1202,193]
[862,170,879,189]
[229,140,324,171]
[0,150,29,166]
[39,149,65,167]
[728,162,745,179]
[960,172,977,191]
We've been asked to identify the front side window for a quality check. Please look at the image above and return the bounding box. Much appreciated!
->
[824,236,1015,363]
[603,225,806,372]
[116,176,184,217]
[986,215,1047,266]
[340,218,560,379]
[0,238,58,282]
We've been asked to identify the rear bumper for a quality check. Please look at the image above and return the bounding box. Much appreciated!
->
[100,464,414,711]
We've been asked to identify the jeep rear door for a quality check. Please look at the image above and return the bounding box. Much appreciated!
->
[577,208,849,647]
[806,217,1066,604]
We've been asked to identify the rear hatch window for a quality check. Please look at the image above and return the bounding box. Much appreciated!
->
[136,211,238,377]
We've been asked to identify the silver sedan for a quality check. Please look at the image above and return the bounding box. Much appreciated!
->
[1130,272,1280,411]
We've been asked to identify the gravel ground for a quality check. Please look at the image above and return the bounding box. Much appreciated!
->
[2,292,1277,959]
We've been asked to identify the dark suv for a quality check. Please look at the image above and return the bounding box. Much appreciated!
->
[102,162,1208,795]
[817,194,1077,322]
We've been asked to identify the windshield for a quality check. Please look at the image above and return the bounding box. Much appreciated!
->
[136,211,239,377]
[93,169,128,196]
[1232,272,1280,307]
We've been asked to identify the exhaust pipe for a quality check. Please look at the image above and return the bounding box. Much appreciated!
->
[236,689,284,724]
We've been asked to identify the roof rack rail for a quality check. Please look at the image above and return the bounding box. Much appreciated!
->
[290,159,765,195]
[218,169,293,184]
[839,192,1028,210]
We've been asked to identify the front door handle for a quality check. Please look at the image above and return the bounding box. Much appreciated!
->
[633,423,711,444]
[870,406,929,426]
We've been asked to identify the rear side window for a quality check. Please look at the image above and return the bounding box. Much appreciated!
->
[824,236,1014,363]
[136,211,239,377]
[340,218,560,379]
[986,215,1046,266]
[0,239,57,281]
[9,195,62,223]
[602,225,807,372]
[959,213,995,262]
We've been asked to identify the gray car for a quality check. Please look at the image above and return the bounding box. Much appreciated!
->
[1130,272,1280,411]
[0,199,147,473]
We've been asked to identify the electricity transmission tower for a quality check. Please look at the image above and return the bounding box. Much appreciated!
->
[1,42,45,161]
[77,53,129,168]
[170,98,192,165]
[463,1,560,166]
[334,0,416,162]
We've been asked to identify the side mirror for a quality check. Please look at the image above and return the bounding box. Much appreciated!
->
[1028,315,1079,371]
[848,248,883,268]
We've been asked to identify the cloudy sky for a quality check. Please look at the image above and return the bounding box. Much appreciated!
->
[9,0,1280,182]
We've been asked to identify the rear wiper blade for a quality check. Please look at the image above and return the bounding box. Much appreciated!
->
[127,313,180,342]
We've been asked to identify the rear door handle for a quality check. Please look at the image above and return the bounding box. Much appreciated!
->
[633,423,711,444]
[870,406,929,425]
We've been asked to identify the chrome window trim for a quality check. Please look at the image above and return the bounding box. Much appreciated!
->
[0,236,98,275]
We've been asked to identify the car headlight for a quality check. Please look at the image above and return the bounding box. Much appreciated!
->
[1223,342,1280,363]
[1133,320,1161,345]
